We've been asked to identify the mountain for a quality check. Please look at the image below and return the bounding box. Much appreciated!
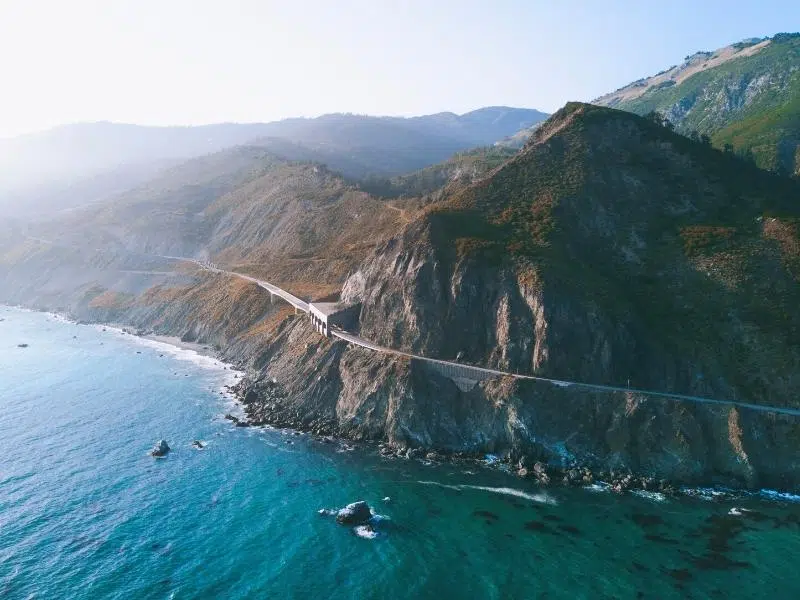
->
[594,33,800,175]
[0,145,415,305]
[358,145,519,198]
[2,103,798,489]
[333,103,800,487]
[0,107,547,217]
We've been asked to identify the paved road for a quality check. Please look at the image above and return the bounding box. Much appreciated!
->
[179,258,800,418]
[332,328,800,417]
[170,257,310,312]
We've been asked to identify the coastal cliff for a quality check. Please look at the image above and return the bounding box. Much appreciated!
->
[2,103,799,490]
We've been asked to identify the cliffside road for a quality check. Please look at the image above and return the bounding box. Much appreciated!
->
[183,258,800,418]
[14,238,800,417]
[170,257,309,312]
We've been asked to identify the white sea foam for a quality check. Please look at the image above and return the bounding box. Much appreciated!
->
[353,525,379,539]
[680,487,734,502]
[584,482,612,493]
[631,490,667,503]
[97,325,243,389]
[369,512,390,523]
[417,481,557,505]
[759,489,800,503]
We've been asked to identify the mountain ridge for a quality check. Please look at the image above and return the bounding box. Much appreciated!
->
[0,106,548,218]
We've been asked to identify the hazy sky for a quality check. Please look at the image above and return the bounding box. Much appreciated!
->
[1,0,797,137]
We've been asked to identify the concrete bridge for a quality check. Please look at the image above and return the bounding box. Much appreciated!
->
[181,258,800,417]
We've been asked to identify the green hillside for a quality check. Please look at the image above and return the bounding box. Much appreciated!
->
[595,33,800,174]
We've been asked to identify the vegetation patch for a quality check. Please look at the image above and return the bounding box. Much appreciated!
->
[88,290,135,310]
[681,226,738,257]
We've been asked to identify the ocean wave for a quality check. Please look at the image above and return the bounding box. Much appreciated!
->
[759,489,800,503]
[584,482,611,493]
[354,525,379,539]
[679,487,800,504]
[630,490,667,503]
[98,325,243,385]
[417,481,557,505]
[680,487,734,501]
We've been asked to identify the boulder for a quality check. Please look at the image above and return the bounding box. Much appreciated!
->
[532,462,551,484]
[150,440,170,457]
[406,448,423,460]
[335,501,372,525]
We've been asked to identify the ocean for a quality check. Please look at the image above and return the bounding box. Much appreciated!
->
[1,305,799,599]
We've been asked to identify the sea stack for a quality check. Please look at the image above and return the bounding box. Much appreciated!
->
[150,440,170,457]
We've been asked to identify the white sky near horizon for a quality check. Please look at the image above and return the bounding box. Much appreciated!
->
[0,0,797,138]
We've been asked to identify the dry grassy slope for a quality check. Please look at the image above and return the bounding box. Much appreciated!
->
[7,147,421,302]
[201,162,416,296]
[595,39,772,106]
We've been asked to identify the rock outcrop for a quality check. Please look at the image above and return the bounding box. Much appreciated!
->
[150,440,170,457]
[335,501,372,525]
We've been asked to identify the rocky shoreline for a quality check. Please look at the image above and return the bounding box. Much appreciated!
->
[227,374,685,497]
[226,373,800,503]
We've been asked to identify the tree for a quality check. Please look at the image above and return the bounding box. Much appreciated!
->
[643,110,674,131]
[644,111,665,127]
[736,147,756,164]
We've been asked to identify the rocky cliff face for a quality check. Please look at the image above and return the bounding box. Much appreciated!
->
[321,103,800,489]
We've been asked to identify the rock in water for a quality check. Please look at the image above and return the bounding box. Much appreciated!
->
[150,440,170,457]
[335,501,372,525]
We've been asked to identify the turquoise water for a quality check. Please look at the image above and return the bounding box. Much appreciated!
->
[2,306,800,599]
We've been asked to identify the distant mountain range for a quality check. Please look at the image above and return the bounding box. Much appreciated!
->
[0,107,548,216]
[594,32,800,175]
